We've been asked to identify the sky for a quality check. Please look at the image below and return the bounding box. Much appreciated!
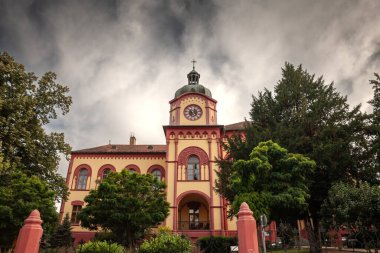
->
[1,0,380,176]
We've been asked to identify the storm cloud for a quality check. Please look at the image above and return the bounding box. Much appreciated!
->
[1,0,380,175]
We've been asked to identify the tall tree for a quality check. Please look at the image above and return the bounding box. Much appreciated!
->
[0,52,72,200]
[78,170,170,249]
[216,63,372,253]
[321,182,380,228]
[0,155,58,246]
[49,213,73,250]
[369,73,380,177]
[225,140,315,220]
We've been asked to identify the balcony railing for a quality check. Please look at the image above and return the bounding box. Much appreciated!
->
[178,221,210,230]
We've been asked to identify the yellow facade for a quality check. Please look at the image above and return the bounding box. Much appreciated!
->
[61,68,242,242]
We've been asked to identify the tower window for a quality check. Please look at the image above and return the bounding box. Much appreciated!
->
[187,156,200,180]
[76,168,88,189]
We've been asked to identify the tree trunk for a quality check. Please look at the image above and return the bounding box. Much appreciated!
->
[306,216,322,253]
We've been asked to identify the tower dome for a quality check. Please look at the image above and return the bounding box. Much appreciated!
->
[174,65,212,98]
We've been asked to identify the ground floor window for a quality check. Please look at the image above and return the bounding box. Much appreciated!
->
[71,205,82,225]
[189,207,200,229]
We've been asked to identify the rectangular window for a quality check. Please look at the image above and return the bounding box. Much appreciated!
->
[187,164,200,180]
[71,205,82,225]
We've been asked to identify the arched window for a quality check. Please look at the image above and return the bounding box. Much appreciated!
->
[102,168,111,180]
[77,169,88,189]
[187,156,200,180]
[151,169,162,181]
[124,165,141,174]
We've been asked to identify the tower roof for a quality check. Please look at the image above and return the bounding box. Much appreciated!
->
[174,65,212,98]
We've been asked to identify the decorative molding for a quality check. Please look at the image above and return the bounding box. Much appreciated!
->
[177,146,209,166]
[71,200,84,206]
[175,190,211,206]
[97,164,116,180]
[124,164,141,174]
[74,154,166,159]
[71,164,92,190]
[147,164,166,178]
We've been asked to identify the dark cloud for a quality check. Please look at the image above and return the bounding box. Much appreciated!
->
[0,0,380,175]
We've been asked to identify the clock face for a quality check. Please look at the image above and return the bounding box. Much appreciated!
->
[184,104,202,121]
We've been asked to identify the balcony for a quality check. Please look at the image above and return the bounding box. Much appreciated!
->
[178,221,210,230]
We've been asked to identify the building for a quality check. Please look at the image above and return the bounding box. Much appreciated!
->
[60,66,248,243]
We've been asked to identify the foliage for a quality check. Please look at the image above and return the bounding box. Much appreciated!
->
[92,231,119,243]
[224,140,315,220]
[368,73,380,180]
[78,170,170,248]
[197,236,238,253]
[139,230,192,253]
[216,63,373,253]
[49,213,73,249]
[0,51,72,201]
[0,162,58,246]
[76,241,125,253]
[321,182,380,227]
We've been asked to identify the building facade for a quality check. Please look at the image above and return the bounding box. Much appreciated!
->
[60,67,246,243]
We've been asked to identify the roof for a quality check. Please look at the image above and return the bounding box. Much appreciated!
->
[72,144,166,154]
[174,83,212,98]
[224,121,248,131]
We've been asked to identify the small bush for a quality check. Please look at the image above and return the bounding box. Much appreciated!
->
[76,241,125,253]
[197,236,238,253]
[92,232,118,243]
[139,231,192,253]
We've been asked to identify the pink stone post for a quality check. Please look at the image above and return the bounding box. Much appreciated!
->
[14,209,43,253]
[237,202,259,253]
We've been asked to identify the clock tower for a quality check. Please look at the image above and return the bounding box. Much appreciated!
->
[163,66,230,238]
[168,67,217,126]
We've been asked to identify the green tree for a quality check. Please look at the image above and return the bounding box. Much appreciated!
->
[78,170,170,249]
[224,141,315,220]
[0,51,72,200]
[369,73,380,179]
[0,157,58,246]
[216,63,372,253]
[321,182,380,250]
[49,213,73,250]
[321,182,380,227]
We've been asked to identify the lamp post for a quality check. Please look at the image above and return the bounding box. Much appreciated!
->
[260,214,268,253]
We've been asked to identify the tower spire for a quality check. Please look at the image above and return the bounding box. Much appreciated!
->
[191,59,196,70]
[187,60,200,85]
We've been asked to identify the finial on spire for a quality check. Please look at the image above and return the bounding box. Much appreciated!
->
[191,59,196,70]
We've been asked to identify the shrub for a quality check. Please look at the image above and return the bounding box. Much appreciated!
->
[139,231,192,253]
[76,241,125,253]
[92,231,118,243]
[197,236,238,253]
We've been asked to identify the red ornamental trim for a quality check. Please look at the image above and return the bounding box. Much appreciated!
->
[175,190,211,206]
[97,164,116,179]
[177,146,209,166]
[73,154,166,159]
[71,200,84,206]
[124,164,141,173]
[147,164,166,178]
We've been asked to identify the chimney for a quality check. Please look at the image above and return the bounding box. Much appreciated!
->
[130,133,136,145]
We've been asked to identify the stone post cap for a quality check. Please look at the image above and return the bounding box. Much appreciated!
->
[238,202,253,217]
[24,209,43,225]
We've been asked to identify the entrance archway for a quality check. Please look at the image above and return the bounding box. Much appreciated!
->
[177,191,210,230]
